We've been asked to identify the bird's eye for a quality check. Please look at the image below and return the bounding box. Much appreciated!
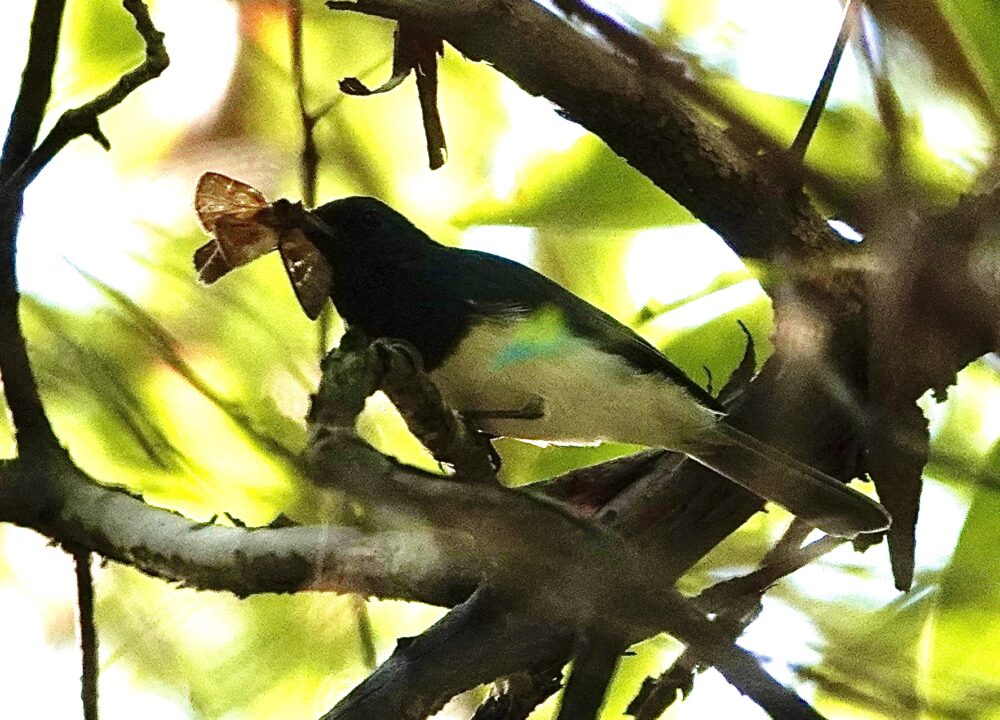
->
[360,209,382,230]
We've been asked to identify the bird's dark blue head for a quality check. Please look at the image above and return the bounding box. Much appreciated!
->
[305,196,438,261]
[295,196,451,338]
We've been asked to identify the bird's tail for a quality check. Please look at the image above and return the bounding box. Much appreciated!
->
[684,422,890,538]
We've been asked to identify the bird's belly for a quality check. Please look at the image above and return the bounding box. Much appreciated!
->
[427,322,715,448]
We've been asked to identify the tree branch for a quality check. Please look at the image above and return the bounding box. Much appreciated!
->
[0,455,477,604]
[789,0,859,163]
[74,551,100,720]
[0,0,66,176]
[327,0,842,261]
[0,0,169,203]
[306,342,829,719]
[0,0,68,460]
[0,352,827,720]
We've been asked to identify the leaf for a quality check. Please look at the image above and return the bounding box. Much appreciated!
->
[867,0,1000,126]
[927,456,1000,711]
[452,136,694,230]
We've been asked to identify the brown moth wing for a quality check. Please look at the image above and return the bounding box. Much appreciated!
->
[193,240,219,272]
[195,172,269,232]
[278,230,332,320]
[212,214,280,266]
[193,174,282,285]
[194,241,233,284]
[193,216,280,284]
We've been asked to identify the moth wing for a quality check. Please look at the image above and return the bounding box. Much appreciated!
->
[278,230,332,320]
[212,214,280,266]
[193,240,234,284]
[195,172,269,232]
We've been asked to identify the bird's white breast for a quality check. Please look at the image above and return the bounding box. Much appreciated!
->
[427,320,716,449]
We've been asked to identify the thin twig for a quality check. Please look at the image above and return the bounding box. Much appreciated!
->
[789,0,859,163]
[0,0,67,459]
[0,0,169,202]
[854,5,907,180]
[75,551,100,720]
[285,0,338,356]
[697,535,845,610]
[286,7,379,666]
[630,535,845,720]
[288,0,319,208]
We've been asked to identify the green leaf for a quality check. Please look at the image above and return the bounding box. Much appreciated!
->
[927,456,1000,711]
[453,136,694,230]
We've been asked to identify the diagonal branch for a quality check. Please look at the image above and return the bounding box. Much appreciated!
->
[327,0,842,261]
[0,0,169,203]
[788,0,860,163]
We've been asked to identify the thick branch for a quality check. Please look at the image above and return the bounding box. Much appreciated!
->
[0,458,476,606]
[327,0,842,261]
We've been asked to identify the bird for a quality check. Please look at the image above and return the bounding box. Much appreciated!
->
[242,191,890,539]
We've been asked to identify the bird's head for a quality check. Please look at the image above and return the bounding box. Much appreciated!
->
[304,196,434,260]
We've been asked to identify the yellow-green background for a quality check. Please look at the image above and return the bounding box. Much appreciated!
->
[1,0,999,718]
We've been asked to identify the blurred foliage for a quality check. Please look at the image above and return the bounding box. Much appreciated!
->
[2,0,1000,719]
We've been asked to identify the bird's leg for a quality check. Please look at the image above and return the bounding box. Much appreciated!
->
[371,336,425,373]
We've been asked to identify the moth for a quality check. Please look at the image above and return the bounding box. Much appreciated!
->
[193,172,332,319]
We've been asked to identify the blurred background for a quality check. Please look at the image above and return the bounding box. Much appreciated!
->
[1,0,999,717]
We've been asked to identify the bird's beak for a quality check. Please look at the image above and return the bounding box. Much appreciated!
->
[267,199,337,245]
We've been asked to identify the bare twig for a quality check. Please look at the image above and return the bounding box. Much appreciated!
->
[75,551,100,720]
[0,0,169,202]
[789,0,860,163]
[413,36,447,169]
[855,8,907,178]
[288,0,319,208]
[629,535,845,720]
[285,3,379,669]
[699,535,846,610]
[0,0,67,460]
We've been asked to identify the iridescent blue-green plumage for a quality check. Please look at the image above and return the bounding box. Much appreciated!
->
[301,196,890,539]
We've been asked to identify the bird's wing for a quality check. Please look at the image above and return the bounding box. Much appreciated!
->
[449,248,723,412]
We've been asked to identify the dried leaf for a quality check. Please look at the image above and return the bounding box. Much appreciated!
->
[339,23,448,169]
